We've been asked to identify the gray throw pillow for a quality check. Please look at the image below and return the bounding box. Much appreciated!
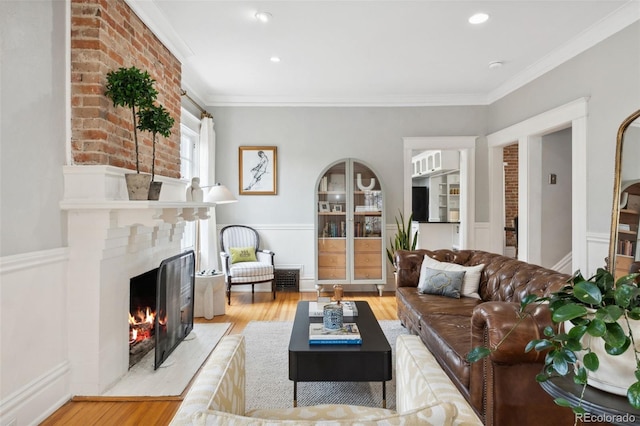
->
[418,267,465,298]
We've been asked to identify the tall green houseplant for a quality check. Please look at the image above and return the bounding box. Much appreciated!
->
[386,210,418,268]
[105,66,158,174]
[137,103,174,181]
[137,103,175,200]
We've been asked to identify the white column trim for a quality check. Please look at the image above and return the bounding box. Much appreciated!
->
[487,97,588,271]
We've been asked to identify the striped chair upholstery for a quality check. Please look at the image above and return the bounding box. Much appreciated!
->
[219,225,275,305]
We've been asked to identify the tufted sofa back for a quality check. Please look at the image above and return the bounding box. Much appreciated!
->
[395,249,571,304]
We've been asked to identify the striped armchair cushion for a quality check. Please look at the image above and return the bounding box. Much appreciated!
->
[229,261,274,283]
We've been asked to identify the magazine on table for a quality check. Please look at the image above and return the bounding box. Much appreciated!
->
[308,301,358,317]
[308,323,362,344]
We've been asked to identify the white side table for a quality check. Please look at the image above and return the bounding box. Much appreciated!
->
[194,273,225,319]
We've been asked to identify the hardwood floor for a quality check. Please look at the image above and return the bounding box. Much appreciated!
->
[41,290,398,425]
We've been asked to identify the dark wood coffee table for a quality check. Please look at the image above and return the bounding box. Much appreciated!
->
[288,301,392,407]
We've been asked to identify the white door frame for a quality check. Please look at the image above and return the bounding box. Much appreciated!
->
[403,137,476,249]
[486,97,588,271]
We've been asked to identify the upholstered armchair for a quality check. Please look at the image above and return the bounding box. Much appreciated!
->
[219,225,275,305]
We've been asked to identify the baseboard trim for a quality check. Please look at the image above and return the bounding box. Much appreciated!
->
[1,361,71,424]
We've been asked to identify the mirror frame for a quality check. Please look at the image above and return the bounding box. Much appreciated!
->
[608,109,640,275]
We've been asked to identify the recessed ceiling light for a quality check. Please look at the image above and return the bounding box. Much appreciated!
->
[270,56,281,63]
[469,13,489,24]
[255,12,272,23]
[488,61,503,69]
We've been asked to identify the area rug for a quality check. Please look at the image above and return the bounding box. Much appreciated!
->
[102,322,231,397]
[243,320,409,411]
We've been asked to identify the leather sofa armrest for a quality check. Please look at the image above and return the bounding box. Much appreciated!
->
[470,301,552,364]
[394,249,432,288]
[469,301,575,425]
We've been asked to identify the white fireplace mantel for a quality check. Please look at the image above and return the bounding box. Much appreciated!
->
[60,200,215,227]
[61,165,218,395]
[61,165,217,227]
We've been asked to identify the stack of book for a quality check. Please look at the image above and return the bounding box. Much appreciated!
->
[309,323,362,345]
[308,301,358,317]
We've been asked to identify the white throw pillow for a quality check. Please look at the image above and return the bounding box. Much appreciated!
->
[420,256,485,299]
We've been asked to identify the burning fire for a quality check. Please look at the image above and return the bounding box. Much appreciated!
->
[129,307,166,344]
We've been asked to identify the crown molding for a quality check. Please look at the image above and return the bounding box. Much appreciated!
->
[125,0,194,63]
[127,0,639,108]
[202,93,489,107]
[487,1,640,104]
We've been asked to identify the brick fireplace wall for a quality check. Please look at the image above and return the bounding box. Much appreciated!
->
[71,0,181,178]
[504,144,518,248]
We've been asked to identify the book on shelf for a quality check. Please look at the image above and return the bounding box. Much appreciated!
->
[308,323,362,344]
[308,301,358,317]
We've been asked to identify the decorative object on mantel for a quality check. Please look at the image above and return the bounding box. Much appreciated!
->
[137,103,175,200]
[467,268,640,413]
[186,177,204,202]
[105,66,160,200]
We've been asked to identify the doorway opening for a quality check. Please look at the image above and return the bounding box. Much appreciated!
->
[487,98,587,273]
[403,137,476,250]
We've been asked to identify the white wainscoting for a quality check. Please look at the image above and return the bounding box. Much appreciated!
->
[217,222,494,294]
[0,248,71,426]
[473,222,492,252]
[587,231,611,277]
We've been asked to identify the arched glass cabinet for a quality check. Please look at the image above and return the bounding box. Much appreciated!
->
[315,159,386,295]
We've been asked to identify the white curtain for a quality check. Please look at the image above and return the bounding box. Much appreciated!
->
[199,115,218,270]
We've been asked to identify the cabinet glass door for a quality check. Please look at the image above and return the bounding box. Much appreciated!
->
[352,161,383,280]
[317,162,347,281]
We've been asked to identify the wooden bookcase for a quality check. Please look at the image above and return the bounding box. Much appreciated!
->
[615,182,640,279]
[315,159,386,294]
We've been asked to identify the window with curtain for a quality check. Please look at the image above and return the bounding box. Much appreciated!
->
[180,108,200,252]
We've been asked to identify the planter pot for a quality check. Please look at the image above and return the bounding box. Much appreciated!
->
[125,173,152,200]
[565,318,640,396]
[148,181,162,200]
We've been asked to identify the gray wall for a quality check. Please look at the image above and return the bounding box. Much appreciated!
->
[488,22,640,236]
[1,0,67,256]
[541,128,572,267]
[211,106,487,225]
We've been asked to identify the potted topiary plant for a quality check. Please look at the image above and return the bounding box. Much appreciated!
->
[136,103,175,200]
[105,66,158,200]
[386,210,418,269]
[467,268,640,414]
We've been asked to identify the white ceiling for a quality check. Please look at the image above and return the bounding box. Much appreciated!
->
[128,1,639,107]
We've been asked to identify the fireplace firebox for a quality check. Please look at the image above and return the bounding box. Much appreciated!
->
[129,250,195,369]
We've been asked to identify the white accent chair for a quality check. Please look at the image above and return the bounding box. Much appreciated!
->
[219,225,275,305]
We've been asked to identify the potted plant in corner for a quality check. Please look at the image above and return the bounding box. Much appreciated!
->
[386,210,418,270]
[467,268,640,414]
[137,103,175,200]
[105,66,158,200]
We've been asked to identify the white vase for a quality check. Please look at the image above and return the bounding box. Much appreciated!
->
[565,318,639,396]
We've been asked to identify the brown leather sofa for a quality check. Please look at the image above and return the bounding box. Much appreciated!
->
[394,249,575,426]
